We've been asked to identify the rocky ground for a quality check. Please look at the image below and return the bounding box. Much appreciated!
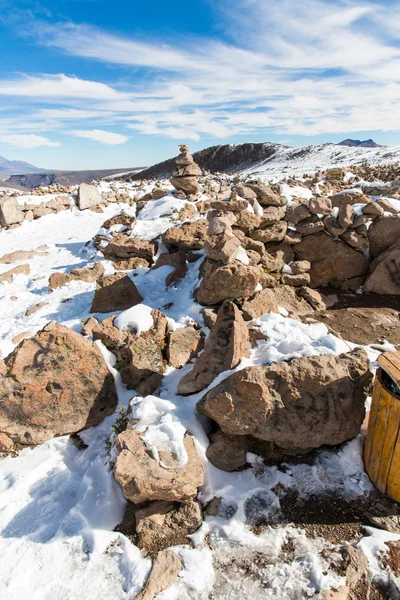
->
[0,148,400,600]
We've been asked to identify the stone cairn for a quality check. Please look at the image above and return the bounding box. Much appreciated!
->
[170,144,201,196]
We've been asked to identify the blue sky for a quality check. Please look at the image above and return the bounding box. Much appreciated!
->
[1,0,400,169]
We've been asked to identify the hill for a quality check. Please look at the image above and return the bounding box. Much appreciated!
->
[124,142,400,181]
[338,138,383,148]
[0,155,44,175]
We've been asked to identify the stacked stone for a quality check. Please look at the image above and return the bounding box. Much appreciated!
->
[203,211,241,264]
[170,144,201,196]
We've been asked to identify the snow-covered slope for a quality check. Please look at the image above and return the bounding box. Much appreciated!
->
[243,143,400,179]
[127,142,400,182]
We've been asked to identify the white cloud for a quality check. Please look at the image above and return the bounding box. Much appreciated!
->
[2,1,400,143]
[0,134,61,148]
[72,129,128,144]
[0,74,123,100]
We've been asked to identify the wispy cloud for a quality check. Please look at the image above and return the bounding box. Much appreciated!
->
[0,134,61,148]
[72,129,128,144]
[1,0,400,145]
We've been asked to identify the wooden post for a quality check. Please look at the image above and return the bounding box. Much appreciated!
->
[364,352,400,502]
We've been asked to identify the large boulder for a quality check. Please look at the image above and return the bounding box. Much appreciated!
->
[368,216,400,259]
[364,240,400,295]
[78,183,102,210]
[198,348,372,450]
[294,231,370,288]
[178,300,249,395]
[0,196,24,226]
[90,273,143,313]
[114,429,204,503]
[0,323,117,445]
[196,259,261,305]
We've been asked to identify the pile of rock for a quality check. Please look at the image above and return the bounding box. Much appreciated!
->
[170,144,201,196]
[0,194,72,229]
[29,183,73,196]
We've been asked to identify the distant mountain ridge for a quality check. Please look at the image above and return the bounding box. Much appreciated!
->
[0,156,44,175]
[123,141,400,181]
[6,167,145,189]
[338,139,383,148]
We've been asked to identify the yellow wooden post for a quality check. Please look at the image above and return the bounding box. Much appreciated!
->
[364,352,400,502]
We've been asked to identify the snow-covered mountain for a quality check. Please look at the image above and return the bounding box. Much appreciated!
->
[125,141,400,181]
[0,155,44,175]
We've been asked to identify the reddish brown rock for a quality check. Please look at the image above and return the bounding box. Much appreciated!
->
[101,211,136,230]
[309,197,332,215]
[0,264,30,284]
[240,289,279,320]
[167,326,203,368]
[102,234,157,261]
[294,231,370,288]
[291,260,310,274]
[114,429,204,503]
[207,212,237,236]
[93,310,167,394]
[296,216,325,236]
[0,323,117,445]
[364,240,400,295]
[90,273,143,313]
[12,332,30,345]
[250,221,287,243]
[234,211,262,231]
[162,220,207,250]
[286,203,311,224]
[260,206,286,226]
[25,301,48,316]
[233,185,257,200]
[246,183,287,207]
[196,259,261,305]
[368,216,400,258]
[154,250,187,286]
[49,261,104,290]
[281,272,310,286]
[331,192,369,208]
[134,499,202,553]
[273,285,315,317]
[134,549,182,600]
[178,301,249,395]
[340,229,369,252]
[0,248,48,264]
[204,232,241,263]
[338,204,354,229]
[151,188,167,200]
[206,430,248,472]
[297,287,326,311]
[323,215,347,237]
[198,349,372,450]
